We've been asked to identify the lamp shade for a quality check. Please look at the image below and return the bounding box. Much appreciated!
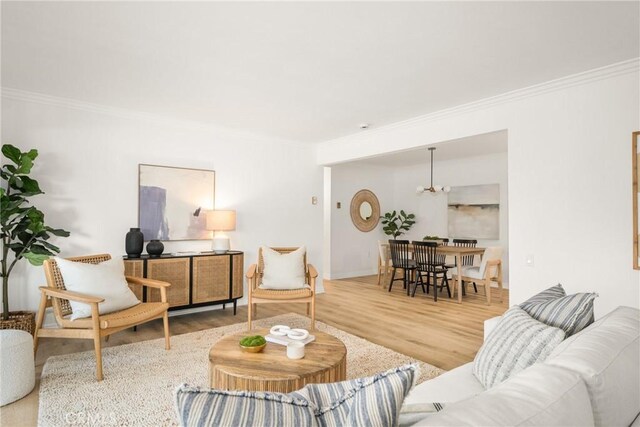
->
[206,210,236,231]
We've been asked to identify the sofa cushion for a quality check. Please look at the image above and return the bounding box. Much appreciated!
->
[520,284,597,336]
[403,363,483,406]
[414,364,594,426]
[473,306,565,389]
[545,306,640,427]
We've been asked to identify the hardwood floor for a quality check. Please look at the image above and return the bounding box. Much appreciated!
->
[0,275,508,427]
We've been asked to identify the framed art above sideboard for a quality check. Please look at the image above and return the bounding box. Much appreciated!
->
[138,164,215,241]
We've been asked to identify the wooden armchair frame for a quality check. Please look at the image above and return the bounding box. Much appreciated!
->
[246,247,317,331]
[33,254,171,381]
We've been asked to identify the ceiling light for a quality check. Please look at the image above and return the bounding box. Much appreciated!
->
[416,147,450,194]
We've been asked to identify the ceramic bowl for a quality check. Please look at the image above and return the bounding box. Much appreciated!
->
[240,343,266,353]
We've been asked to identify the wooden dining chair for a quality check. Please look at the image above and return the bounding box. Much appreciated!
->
[451,247,503,305]
[388,240,417,295]
[450,238,478,294]
[412,241,451,301]
[377,241,393,287]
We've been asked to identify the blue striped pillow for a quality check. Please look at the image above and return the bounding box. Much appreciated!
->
[175,364,418,427]
[520,284,597,336]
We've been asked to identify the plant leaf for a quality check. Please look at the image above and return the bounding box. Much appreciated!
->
[2,144,21,165]
[22,251,50,266]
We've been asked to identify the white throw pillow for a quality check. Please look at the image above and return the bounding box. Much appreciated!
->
[54,257,141,320]
[260,246,306,290]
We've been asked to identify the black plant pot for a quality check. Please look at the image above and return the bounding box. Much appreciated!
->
[146,240,165,258]
[125,228,144,258]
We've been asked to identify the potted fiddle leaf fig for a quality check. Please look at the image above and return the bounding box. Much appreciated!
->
[380,210,416,239]
[1,144,70,334]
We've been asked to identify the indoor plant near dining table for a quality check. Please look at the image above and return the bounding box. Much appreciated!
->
[380,210,416,239]
[1,143,70,334]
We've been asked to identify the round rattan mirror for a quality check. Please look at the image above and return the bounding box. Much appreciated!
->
[350,189,380,232]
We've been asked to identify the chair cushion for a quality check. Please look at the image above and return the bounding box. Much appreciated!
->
[253,286,313,300]
[545,306,640,427]
[520,284,597,336]
[175,364,418,427]
[473,306,565,389]
[54,257,141,320]
[415,364,594,427]
[260,246,306,290]
[449,266,482,280]
[59,302,168,329]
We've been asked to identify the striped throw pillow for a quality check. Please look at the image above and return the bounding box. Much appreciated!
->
[175,386,315,426]
[473,306,565,389]
[520,285,597,336]
[175,364,418,427]
[290,364,418,427]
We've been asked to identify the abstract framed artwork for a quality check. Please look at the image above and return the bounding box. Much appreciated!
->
[448,184,500,240]
[138,164,215,241]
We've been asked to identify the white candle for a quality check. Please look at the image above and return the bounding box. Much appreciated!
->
[287,341,305,359]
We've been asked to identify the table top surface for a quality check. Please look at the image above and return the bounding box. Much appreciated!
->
[380,243,485,255]
[209,328,347,380]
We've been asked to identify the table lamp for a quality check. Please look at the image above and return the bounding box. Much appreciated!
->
[206,210,236,253]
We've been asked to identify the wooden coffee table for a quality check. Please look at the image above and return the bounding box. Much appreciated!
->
[209,328,347,393]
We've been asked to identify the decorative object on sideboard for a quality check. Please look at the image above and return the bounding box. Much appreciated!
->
[146,240,165,257]
[632,131,640,269]
[0,144,70,335]
[416,147,451,194]
[125,227,144,258]
[206,210,236,253]
[139,164,215,241]
[350,189,380,232]
[380,210,416,239]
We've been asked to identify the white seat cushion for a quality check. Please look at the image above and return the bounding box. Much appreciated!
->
[448,266,482,280]
[414,364,594,426]
[545,306,640,427]
[55,257,141,320]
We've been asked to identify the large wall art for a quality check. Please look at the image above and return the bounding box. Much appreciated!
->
[138,164,215,241]
[448,184,500,240]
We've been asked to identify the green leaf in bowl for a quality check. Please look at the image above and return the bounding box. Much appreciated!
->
[240,335,266,347]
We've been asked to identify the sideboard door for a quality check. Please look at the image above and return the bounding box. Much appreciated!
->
[231,253,244,299]
[192,256,231,304]
[146,258,190,307]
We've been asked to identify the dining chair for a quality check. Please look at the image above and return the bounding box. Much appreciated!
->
[412,241,450,301]
[377,241,392,287]
[450,238,478,294]
[388,240,416,295]
[451,246,503,305]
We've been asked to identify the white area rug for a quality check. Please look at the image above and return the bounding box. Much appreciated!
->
[39,313,444,426]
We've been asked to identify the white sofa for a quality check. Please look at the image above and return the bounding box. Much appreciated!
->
[402,306,640,426]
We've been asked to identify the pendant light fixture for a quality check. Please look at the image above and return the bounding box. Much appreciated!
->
[416,147,451,194]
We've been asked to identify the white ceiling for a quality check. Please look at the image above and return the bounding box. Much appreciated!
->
[2,2,638,143]
[352,130,508,167]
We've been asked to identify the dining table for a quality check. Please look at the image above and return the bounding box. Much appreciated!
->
[381,243,485,303]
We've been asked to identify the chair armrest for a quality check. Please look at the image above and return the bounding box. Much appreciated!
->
[246,264,257,279]
[126,276,171,289]
[39,286,104,304]
[307,264,318,279]
[484,316,502,341]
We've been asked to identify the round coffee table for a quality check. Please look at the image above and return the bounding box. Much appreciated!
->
[209,328,347,393]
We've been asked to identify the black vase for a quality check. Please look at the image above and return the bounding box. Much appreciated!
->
[146,240,164,257]
[125,228,144,258]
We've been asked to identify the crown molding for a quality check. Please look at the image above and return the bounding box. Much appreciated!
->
[321,57,640,146]
[0,87,303,147]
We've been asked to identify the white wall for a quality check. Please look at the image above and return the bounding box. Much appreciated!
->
[1,94,324,316]
[329,163,393,279]
[392,152,509,284]
[317,60,640,317]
